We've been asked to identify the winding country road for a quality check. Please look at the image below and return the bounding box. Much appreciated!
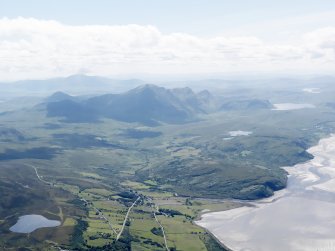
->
[116,196,141,241]
[80,198,118,235]
[153,208,169,251]
[146,197,169,251]
[27,163,119,235]
[25,164,52,185]
[26,163,165,247]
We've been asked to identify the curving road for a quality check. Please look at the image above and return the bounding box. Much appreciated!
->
[116,196,141,241]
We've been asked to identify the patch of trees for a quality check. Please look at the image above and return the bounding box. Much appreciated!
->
[143,239,163,248]
[68,198,88,212]
[89,232,111,240]
[85,229,132,251]
[71,219,88,249]
[118,191,137,200]
[158,208,182,217]
[150,227,163,236]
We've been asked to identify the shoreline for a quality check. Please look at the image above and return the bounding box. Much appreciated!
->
[195,133,335,251]
[205,230,234,251]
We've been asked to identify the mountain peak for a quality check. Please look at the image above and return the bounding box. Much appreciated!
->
[43,84,217,125]
[134,84,162,91]
[65,74,93,80]
[171,87,194,96]
[198,90,212,97]
[46,92,74,103]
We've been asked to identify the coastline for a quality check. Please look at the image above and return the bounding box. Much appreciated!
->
[195,133,335,251]
[205,230,234,251]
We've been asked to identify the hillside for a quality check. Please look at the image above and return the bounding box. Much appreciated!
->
[220,99,274,111]
[45,84,215,125]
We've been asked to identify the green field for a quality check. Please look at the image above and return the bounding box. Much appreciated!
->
[1,81,335,250]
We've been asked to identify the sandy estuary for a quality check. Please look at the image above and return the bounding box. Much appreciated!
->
[196,134,335,251]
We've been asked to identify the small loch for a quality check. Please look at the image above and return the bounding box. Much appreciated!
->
[10,214,61,234]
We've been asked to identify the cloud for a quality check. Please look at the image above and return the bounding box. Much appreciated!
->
[0,17,334,80]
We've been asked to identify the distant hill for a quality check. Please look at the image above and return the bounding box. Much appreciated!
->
[46,99,99,123]
[45,91,77,103]
[0,74,146,97]
[44,84,215,125]
[326,102,335,109]
[170,87,217,113]
[0,127,25,142]
[220,99,274,111]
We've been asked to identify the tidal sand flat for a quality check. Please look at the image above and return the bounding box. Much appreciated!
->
[196,135,335,251]
[10,214,61,234]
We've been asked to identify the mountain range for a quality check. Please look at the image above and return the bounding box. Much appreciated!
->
[44,85,217,125]
[39,84,278,125]
[0,75,146,98]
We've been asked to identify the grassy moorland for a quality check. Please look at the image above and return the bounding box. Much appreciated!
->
[0,81,335,250]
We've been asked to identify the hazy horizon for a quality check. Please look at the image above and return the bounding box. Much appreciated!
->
[1,72,335,85]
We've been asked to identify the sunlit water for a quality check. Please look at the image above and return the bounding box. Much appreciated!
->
[10,214,61,233]
[229,131,253,137]
[196,135,335,251]
[272,103,316,110]
[303,88,321,94]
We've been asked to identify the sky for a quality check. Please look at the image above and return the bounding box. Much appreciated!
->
[0,0,335,80]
